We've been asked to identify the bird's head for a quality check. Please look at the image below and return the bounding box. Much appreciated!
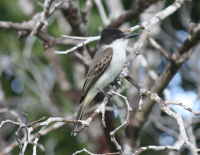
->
[99,28,139,46]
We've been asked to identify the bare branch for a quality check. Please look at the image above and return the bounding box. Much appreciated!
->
[150,115,179,138]
[133,88,200,154]
[0,108,23,124]
[165,101,200,116]
[56,0,186,54]
[55,36,100,54]
[30,0,55,35]
[73,148,119,155]
[0,21,34,31]
[15,125,27,154]
[31,0,44,7]
[138,96,143,112]
[173,22,200,59]
[105,0,159,28]
[148,37,171,60]
[73,94,112,134]
[0,21,81,48]
[33,126,46,155]
[0,119,23,127]
[94,0,110,25]
[1,0,199,155]
[128,21,200,146]
[133,145,180,155]
[0,104,112,154]
[60,1,88,36]
[62,35,92,40]
[81,0,93,25]
[49,0,69,16]
[110,91,132,155]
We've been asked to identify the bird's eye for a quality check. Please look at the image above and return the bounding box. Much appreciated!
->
[114,35,118,38]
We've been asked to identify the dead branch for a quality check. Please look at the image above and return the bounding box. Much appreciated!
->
[73,148,119,155]
[127,21,200,146]
[131,88,200,155]
[148,37,172,60]
[110,91,132,155]
[0,104,114,155]
[105,0,159,28]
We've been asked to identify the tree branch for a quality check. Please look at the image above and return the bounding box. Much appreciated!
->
[127,21,200,148]
[105,0,159,28]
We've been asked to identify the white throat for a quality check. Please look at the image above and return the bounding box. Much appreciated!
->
[107,38,128,50]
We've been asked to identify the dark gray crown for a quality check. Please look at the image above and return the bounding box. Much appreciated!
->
[99,28,125,46]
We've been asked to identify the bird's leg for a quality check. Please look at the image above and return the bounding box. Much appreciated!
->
[110,80,122,89]
[109,77,122,89]
[98,88,112,102]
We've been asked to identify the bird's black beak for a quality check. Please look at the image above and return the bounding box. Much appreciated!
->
[124,33,139,39]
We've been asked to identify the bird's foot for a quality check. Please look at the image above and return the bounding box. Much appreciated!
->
[106,94,112,103]
[110,80,122,89]
[98,88,112,102]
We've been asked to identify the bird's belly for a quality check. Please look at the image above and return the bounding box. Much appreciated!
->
[92,49,126,90]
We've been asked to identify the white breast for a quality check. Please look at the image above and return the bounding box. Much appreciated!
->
[92,38,128,90]
[106,39,127,80]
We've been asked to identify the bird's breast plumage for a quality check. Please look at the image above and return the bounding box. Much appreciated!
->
[92,39,127,90]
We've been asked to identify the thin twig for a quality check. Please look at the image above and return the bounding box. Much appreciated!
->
[150,114,179,138]
[110,91,132,155]
[148,37,171,60]
[49,0,69,16]
[133,88,200,155]
[55,36,100,54]
[165,101,200,116]
[73,148,119,155]
[94,0,110,25]
[30,0,55,35]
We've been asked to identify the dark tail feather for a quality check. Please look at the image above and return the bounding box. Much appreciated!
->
[71,101,84,136]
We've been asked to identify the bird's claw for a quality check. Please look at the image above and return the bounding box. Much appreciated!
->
[107,94,112,102]
[98,88,112,102]
[110,80,122,89]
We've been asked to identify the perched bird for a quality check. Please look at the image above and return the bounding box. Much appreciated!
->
[72,28,139,135]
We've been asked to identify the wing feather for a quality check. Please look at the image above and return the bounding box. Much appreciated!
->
[80,47,113,103]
